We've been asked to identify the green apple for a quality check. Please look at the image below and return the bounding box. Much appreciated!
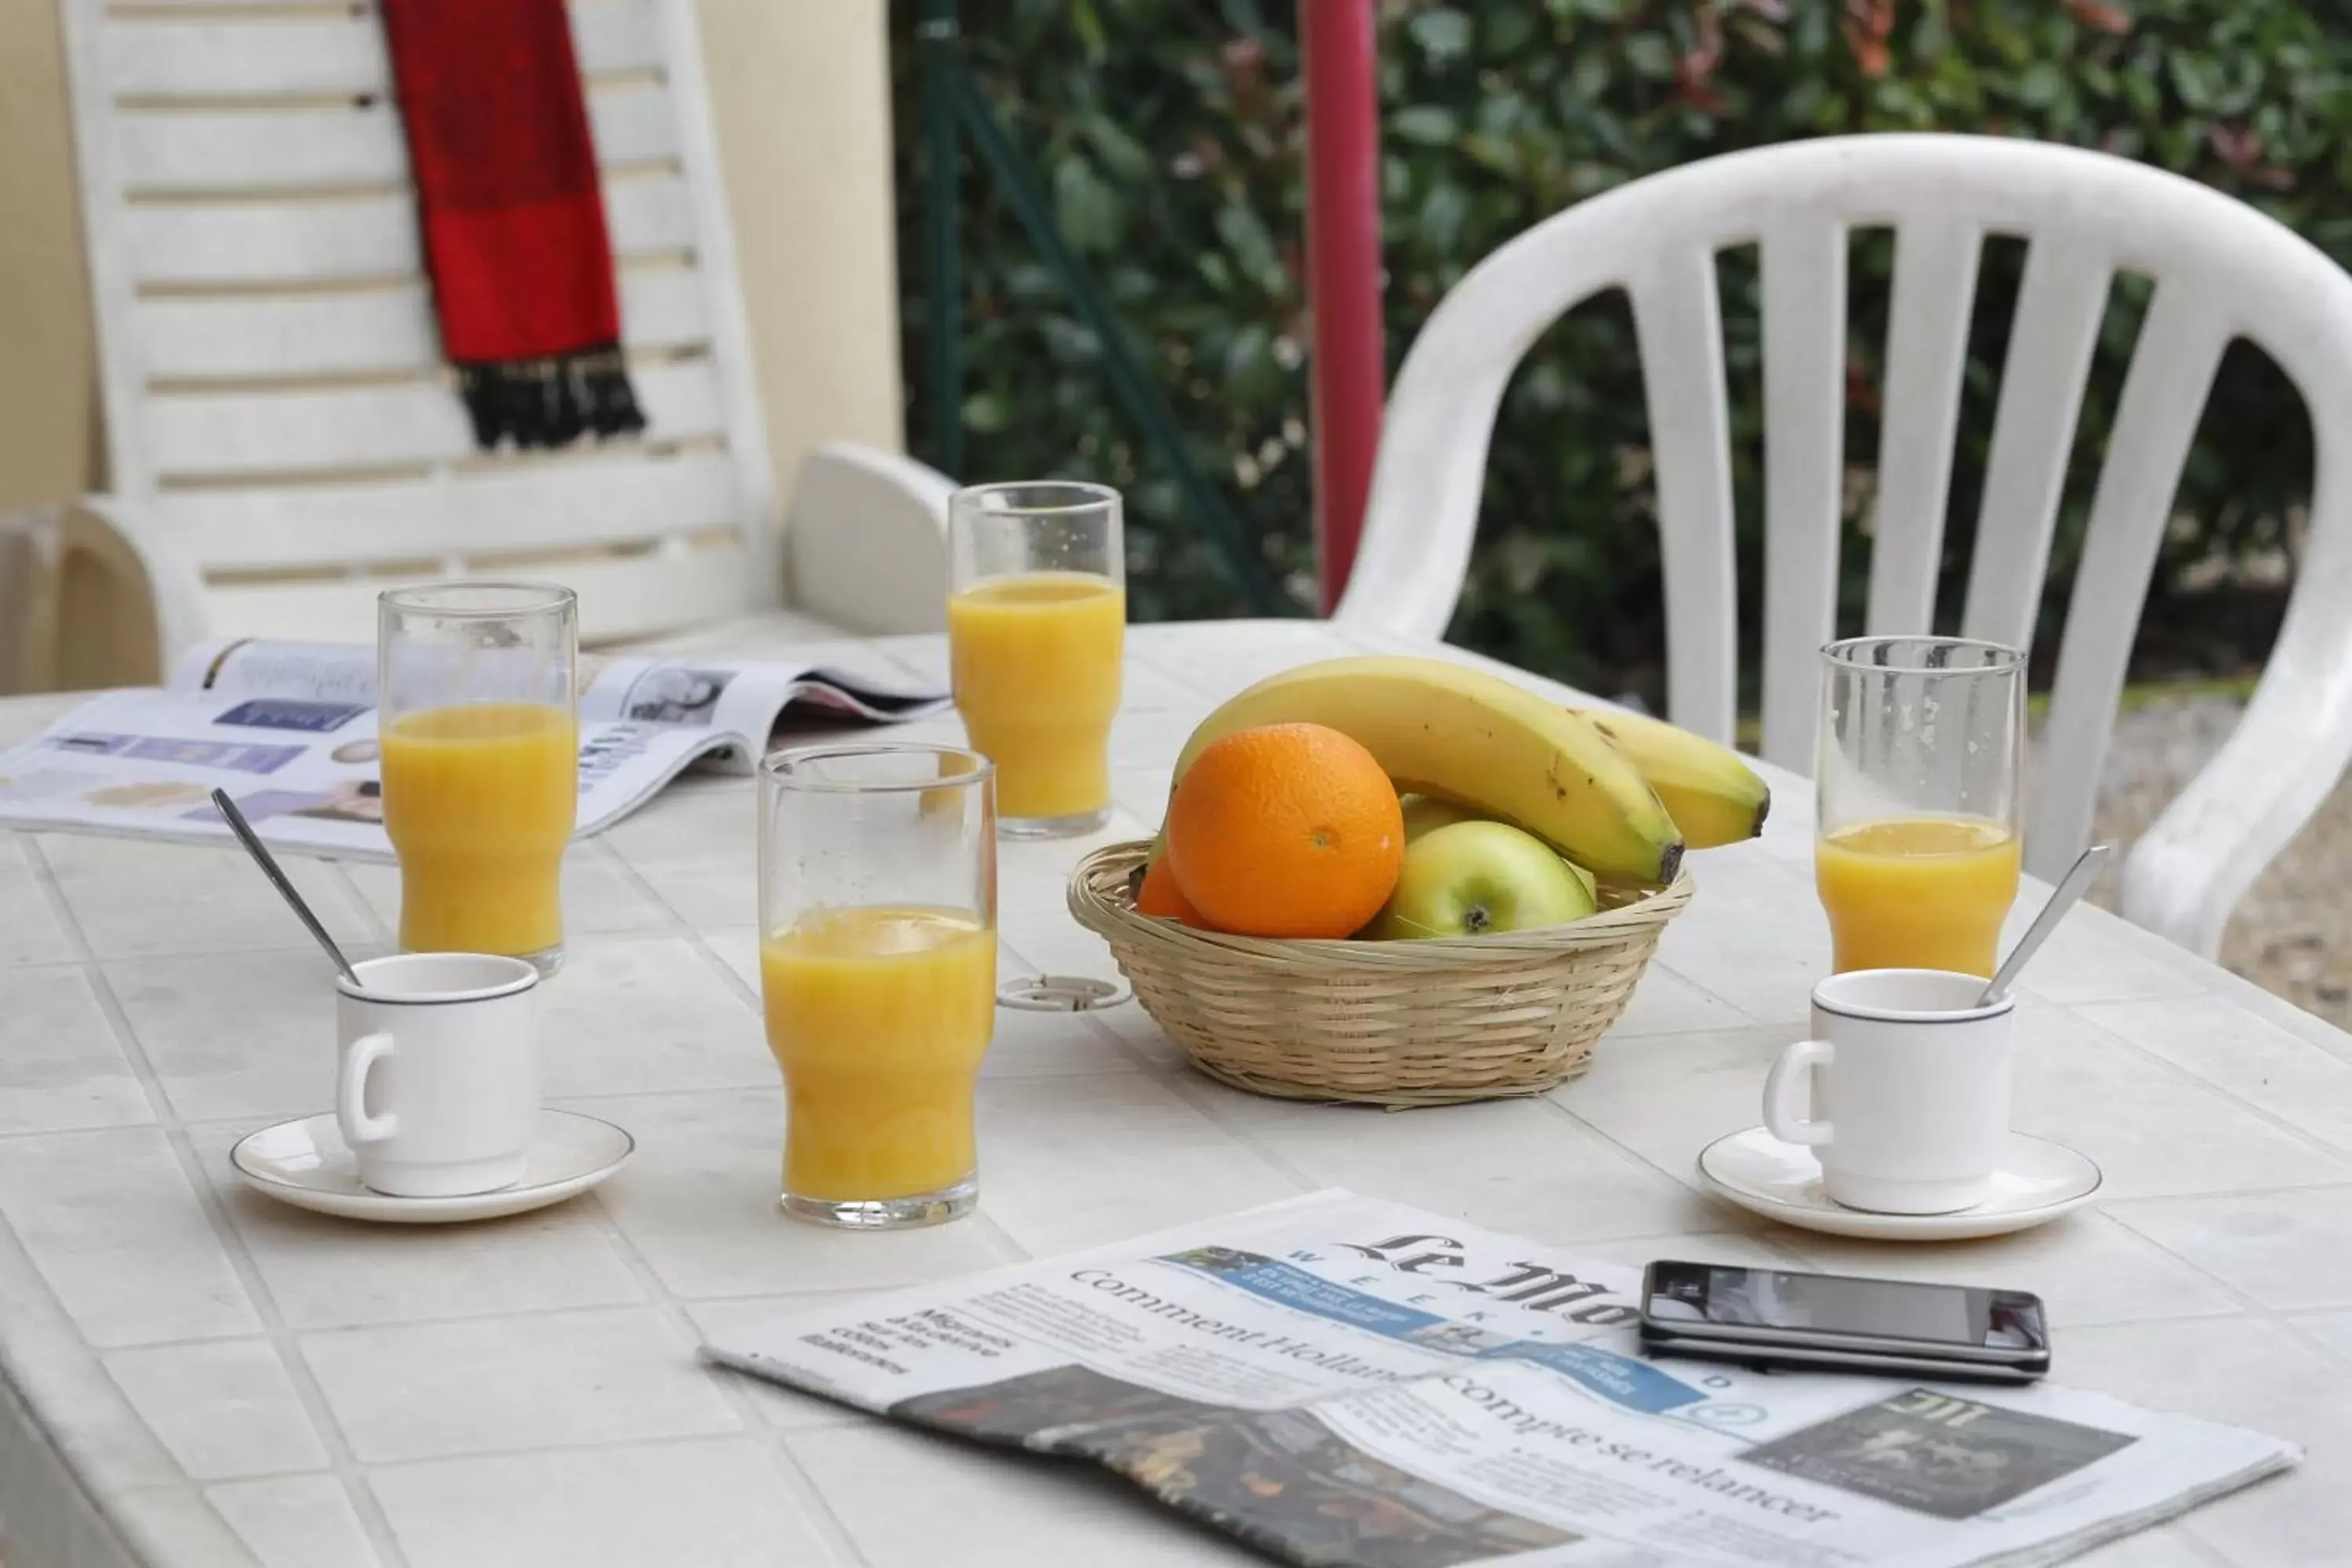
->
[1399,796,1599,901]
[1365,820,1598,939]
[1562,858,1599,902]
[1399,793,1481,842]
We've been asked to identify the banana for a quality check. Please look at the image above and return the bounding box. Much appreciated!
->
[1570,707,1769,849]
[1167,658,1683,884]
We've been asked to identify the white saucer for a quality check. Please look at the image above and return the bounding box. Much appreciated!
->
[1696,1127,2103,1241]
[230,1109,633,1225]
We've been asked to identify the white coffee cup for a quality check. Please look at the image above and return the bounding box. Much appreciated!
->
[336,953,540,1198]
[1762,968,2016,1214]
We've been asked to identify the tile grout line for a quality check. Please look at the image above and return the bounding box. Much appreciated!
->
[322,860,397,949]
[1533,1089,1782,1222]
[572,1187,874,1568]
[61,1281,938,1355]
[2034,998,2352,1178]
[22,839,418,1568]
[2096,1206,2319,1322]
[2274,1312,2352,1381]
[1145,1073,1338,1199]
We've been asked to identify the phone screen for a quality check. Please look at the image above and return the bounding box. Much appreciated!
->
[1643,1262,2047,1352]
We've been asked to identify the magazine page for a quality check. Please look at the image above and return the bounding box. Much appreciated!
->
[169,638,381,702]
[2,639,948,855]
[705,1192,2294,1568]
[0,691,737,861]
[179,640,951,741]
[581,653,949,775]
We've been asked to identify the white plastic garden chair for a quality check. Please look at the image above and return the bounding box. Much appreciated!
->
[22,0,949,691]
[1337,132,2352,958]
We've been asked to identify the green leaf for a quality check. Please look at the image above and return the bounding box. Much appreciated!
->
[1409,7,1473,62]
[2016,61,2064,109]
[1418,180,1472,251]
[1083,114,1153,183]
[1051,155,1121,253]
[1624,32,1674,80]
[1223,321,1278,398]
[1485,7,1537,56]
[2170,54,2220,111]
[1214,202,1287,296]
[1391,105,1461,146]
[960,390,1009,434]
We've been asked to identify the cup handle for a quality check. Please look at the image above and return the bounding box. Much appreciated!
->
[337,1032,398,1146]
[1762,1038,1835,1147]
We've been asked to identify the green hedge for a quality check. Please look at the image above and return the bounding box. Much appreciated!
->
[892,0,2351,703]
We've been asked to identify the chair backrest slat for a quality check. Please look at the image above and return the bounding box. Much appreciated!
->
[1631,249,1740,746]
[172,452,742,572]
[139,269,710,382]
[102,2,660,97]
[143,358,724,480]
[1758,220,1850,771]
[1955,238,2113,652]
[1860,217,1982,655]
[124,177,695,291]
[114,91,677,194]
[204,546,754,651]
[2032,286,2232,873]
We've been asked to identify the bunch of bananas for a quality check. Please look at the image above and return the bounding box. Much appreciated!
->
[1163,656,1769,884]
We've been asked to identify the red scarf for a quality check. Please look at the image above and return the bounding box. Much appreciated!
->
[379,0,645,449]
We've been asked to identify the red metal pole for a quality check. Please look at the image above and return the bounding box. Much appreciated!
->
[1299,0,1385,615]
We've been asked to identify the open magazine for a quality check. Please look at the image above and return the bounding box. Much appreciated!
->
[707,1192,2292,1568]
[0,637,947,862]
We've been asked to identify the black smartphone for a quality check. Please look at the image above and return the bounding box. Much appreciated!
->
[1639,1260,2049,1384]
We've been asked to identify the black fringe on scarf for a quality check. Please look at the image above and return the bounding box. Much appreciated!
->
[456,344,648,451]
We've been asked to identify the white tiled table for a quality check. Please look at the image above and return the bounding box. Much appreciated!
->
[0,621,2345,1567]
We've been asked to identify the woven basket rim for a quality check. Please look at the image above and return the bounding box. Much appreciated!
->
[1067,839,1693,968]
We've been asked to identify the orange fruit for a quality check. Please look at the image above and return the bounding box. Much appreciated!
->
[1166,722,1403,938]
[1134,856,1205,927]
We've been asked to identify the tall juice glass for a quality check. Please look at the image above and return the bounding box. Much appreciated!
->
[948,481,1124,837]
[759,743,997,1229]
[1816,637,2025,978]
[378,583,578,975]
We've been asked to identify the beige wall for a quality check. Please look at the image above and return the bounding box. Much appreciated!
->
[696,0,906,484]
[0,0,97,514]
[0,0,903,541]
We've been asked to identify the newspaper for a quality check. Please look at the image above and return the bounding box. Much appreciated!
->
[706,1192,2292,1567]
[0,637,946,862]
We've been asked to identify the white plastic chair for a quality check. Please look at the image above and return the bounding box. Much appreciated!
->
[1337,133,2352,957]
[25,0,949,688]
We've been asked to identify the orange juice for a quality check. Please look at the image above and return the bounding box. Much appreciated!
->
[948,572,1123,821]
[380,702,577,958]
[1816,816,2022,977]
[760,906,996,1201]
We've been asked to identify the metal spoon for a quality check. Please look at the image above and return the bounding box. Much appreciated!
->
[210,788,362,987]
[1980,843,2111,1004]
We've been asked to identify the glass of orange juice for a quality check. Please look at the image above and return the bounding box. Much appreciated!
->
[1816,637,2025,978]
[759,743,996,1229]
[948,481,1124,837]
[378,583,579,975]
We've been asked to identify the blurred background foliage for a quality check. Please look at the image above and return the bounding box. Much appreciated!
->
[891,0,2349,706]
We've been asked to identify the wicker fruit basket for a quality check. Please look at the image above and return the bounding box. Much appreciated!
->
[1068,841,1693,1107]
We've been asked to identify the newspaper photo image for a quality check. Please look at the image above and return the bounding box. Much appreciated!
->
[706,1192,2295,1567]
[0,637,949,861]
